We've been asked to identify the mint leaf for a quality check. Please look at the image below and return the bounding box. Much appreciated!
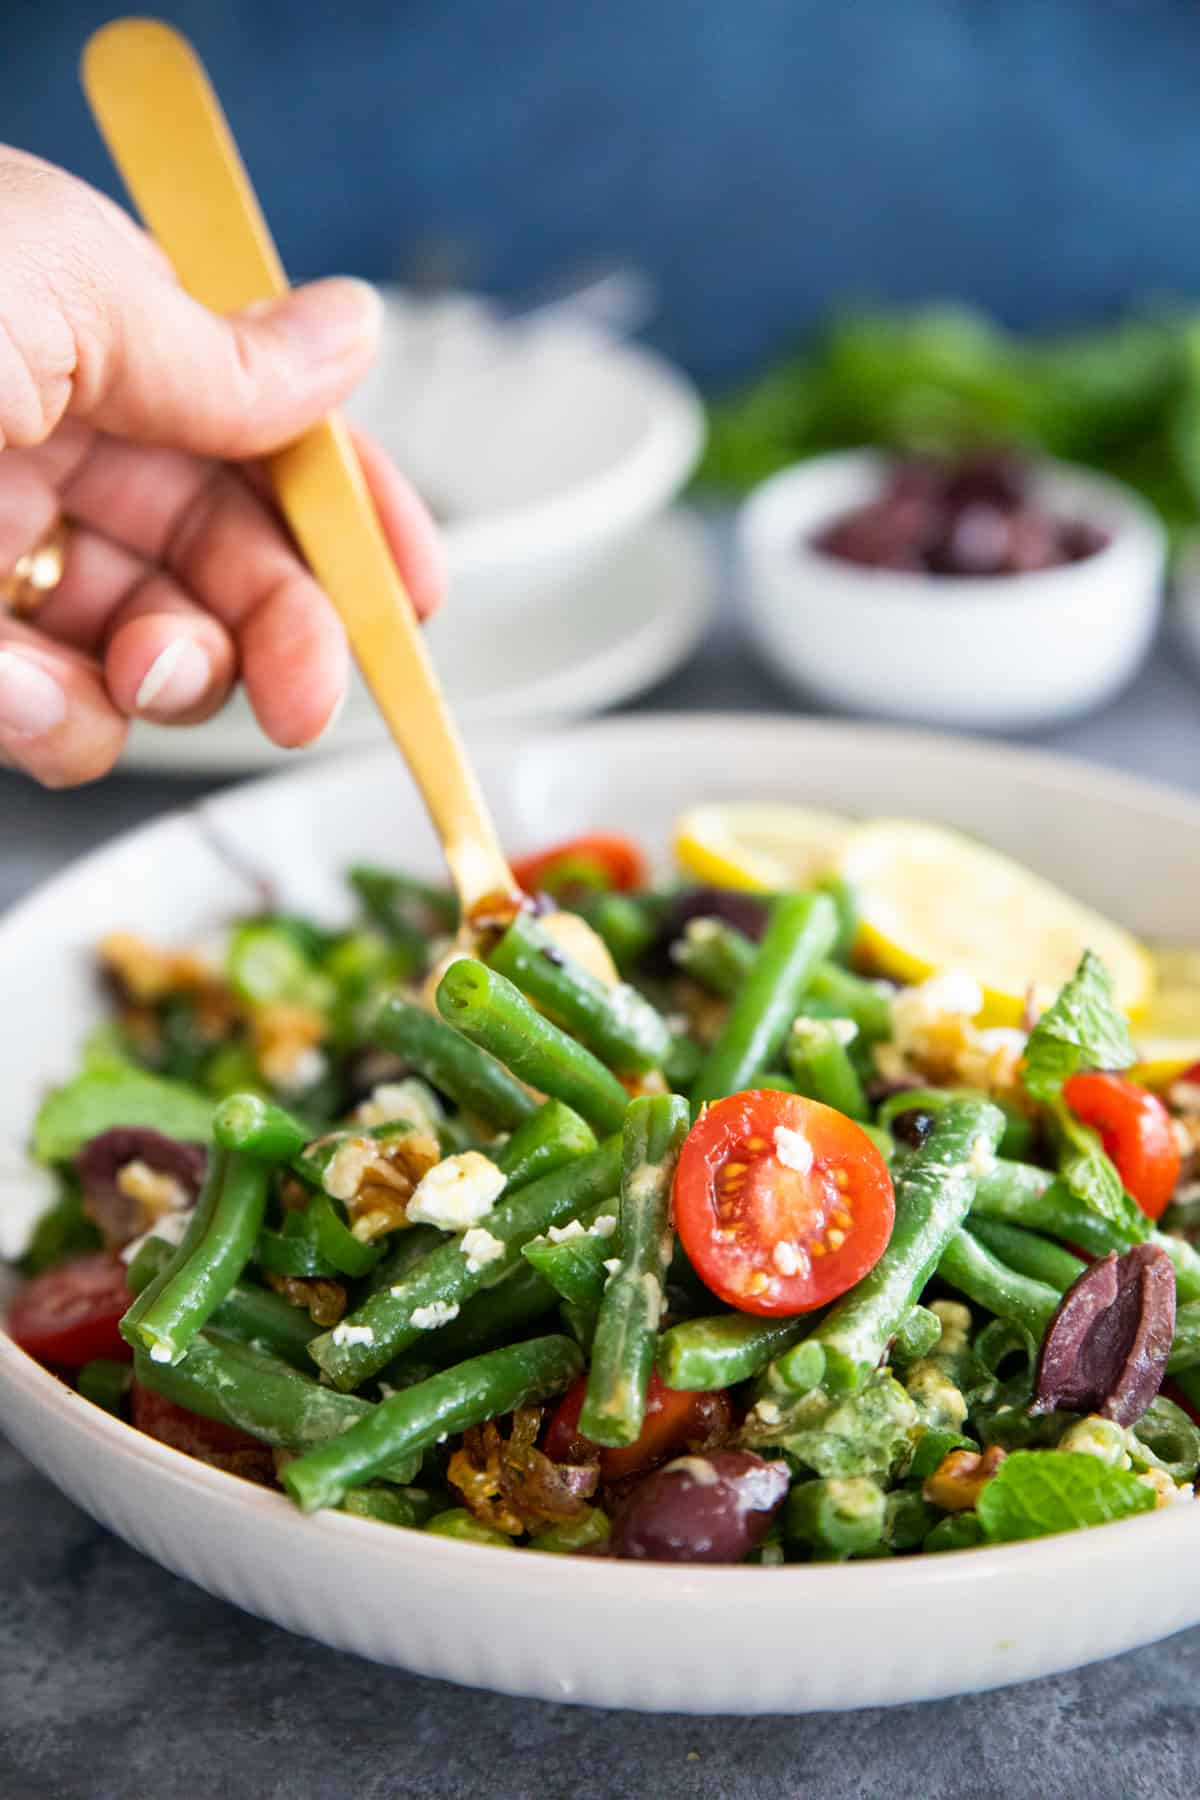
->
[33,1065,215,1163]
[1050,1106,1147,1237]
[977,1450,1156,1542]
[1022,951,1135,1105]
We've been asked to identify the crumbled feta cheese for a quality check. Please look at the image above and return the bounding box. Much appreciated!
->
[324,1136,376,1202]
[975,1027,1028,1058]
[410,1301,461,1331]
[603,1257,622,1276]
[1138,1467,1195,1507]
[773,1125,813,1175]
[115,1159,189,1215]
[120,1205,196,1264]
[664,1455,720,1485]
[547,1218,588,1244]
[968,1135,997,1179]
[627,1163,659,1205]
[461,1226,505,1274]
[771,1239,808,1278]
[148,1342,173,1363]
[590,1213,618,1239]
[407,1151,506,1231]
[828,1017,858,1046]
[273,1046,327,1096]
[356,1078,445,1137]
[331,1322,375,1347]
[753,1399,782,1427]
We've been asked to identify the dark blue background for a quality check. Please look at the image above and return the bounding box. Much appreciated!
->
[7,0,1200,382]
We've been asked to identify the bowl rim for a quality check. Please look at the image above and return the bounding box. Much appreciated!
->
[4,710,1200,1594]
[737,447,1166,605]
[376,317,708,577]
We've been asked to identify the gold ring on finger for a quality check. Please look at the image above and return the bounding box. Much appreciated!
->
[0,518,71,618]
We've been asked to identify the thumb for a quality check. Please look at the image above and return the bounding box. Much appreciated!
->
[0,149,382,458]
[93,276,384,458]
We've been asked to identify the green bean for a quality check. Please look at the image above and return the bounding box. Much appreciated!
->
[341,1486,440,1529]
[690,894,838,1107]
[494,1099,598,1190]
[801,962,893,1043]
[814,874,860,962]
[656,1312,807,1390]
[768,1098,1006,1395]
[424,1508,514,1547]
[362,1224,445,1297]
[212,1092,310,1162]
[371,997,537,1131]
[967,1217,1085,1293]
[489,911,670,1074]
[256,1215,339,1280]
[123,1149,269,1366]
[748,1070,798,1093]
[1167,1301,1200,1373]
[907,1427,978,1482]
[575,892,659,973]
[578,1095,689,1445]
[349,863,459,935]
[786,1016,869,1120]
[310,1136,622,1388]
[77,1358,132,1415]
[132,1336,420,1480]
[127,1233,319,1369]
[521,1200,620,1306]
[671,917,755,995]
[436,961,630,1137]
[283,1335,583,1512]
[923,1513,985,1554]
[882,1089,1034,1163]
[884,1488,937,1552]
[377,1262,559,1386]
[786,1476,887,1559]
[303,1193,382,1278]
[889,1304,942,1371]
[529,1507,611,1554]
[970,1165,1200,1302]
[937,1229,1062,1340]
[972,1317,1039,1382]
[663,1035,704,1092]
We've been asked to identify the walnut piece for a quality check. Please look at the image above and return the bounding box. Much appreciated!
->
[922,1445,1007,1512]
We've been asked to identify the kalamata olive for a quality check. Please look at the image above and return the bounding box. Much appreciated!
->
[891,1107,936,1149]
[641,888,770,978]
[1033,1244,1175,1428]
[75,1127,207,1250]
[609,1450,789,1563]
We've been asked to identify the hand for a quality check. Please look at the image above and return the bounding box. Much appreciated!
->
[0,148,443,786]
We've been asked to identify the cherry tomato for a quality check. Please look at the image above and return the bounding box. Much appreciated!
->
[5,1253,132,1368]
[673,1090,894,1316]
[544,1370,731,1480]
[510,833,647,902]
[131,1383,264,1460]
[1064,1071,1181,1222]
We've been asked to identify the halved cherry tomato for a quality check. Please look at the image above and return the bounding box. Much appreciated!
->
[673,1090,894,1316]
[5,1253,132,1367]
[544,1370,731,1480]
[1064,1071,1181,1222]
[131,1383,265,1460]
[511,833,647,902]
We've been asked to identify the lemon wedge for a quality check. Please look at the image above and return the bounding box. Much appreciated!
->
[1131,947,1200,1086]
[835,818,1154,1028]
[673,803,853,891]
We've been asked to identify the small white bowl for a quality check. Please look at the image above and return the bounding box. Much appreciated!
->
[739,450,1166,729]
[345,290,706,616]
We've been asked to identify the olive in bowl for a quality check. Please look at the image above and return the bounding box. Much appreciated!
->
[738,449,1166,730]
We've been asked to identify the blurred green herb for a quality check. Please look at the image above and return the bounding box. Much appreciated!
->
[698,303,1200,544]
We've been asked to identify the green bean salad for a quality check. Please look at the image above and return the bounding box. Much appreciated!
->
[8,833,1200,1564]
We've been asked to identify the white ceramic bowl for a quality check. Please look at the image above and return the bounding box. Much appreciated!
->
[345,291,705,615]
[739,451,1166,729]
[3,715,1200,1713]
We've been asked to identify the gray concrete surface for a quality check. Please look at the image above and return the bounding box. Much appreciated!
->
[2,523,1199,1798]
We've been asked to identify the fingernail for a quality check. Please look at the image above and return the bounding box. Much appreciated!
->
[134,638,211,716]
[255,278,382,365]
[298,681,349,750]
[0,651,67,739]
